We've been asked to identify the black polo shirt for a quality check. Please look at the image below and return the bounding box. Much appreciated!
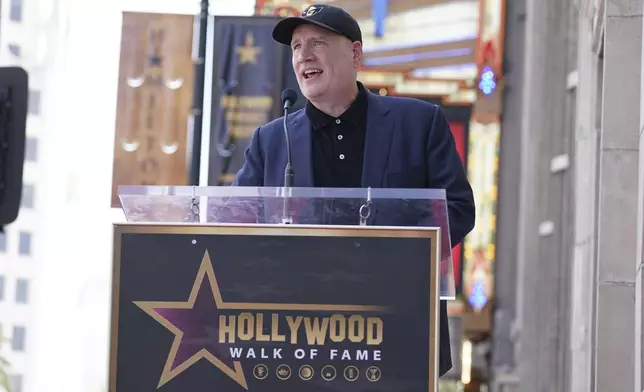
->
[306,83,368,188]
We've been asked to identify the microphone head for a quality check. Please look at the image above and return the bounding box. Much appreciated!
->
[281,88,298,108]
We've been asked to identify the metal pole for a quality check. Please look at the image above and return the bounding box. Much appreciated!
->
[189,0,209,186]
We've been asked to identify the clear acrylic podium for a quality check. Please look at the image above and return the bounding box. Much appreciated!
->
[116,185,456,299]
[110,185,456,392]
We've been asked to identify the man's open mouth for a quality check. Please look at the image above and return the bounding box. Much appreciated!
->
[303,69,323,80]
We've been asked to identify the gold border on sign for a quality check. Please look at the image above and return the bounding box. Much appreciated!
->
[108,223,441,392]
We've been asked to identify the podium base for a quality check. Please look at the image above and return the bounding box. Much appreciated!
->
[110,223,442,392]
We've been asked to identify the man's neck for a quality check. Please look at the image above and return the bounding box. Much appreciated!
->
[310,83,359,117]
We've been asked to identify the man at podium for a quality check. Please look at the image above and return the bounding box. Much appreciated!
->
[233,3,476,377]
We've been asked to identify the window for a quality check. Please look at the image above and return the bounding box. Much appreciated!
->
[9,374,23,392]
[15,279,28,304]
[21,184,34,209]
[0,276,4,301]
[10,0,22,22]
[18,232,31,256]
[25,138,37,162]
[8,44,21,57]
[28,90,41,115]
[11,326,25,351]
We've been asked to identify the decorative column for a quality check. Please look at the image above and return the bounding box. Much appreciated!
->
[513,0,574,390]
[593,1,642,391]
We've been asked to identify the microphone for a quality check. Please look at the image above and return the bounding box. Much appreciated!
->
[281,88,297,188]
[280,88,298,224]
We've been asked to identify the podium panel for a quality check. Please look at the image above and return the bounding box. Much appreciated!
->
[110,224,441,392]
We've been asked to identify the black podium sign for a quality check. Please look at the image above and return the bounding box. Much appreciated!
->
[109,224,440,392]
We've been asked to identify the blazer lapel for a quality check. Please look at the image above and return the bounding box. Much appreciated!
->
[288,110,314,187]
[361,93,394,188]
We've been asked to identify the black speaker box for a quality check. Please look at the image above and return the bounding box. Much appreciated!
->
[0,67,28,228]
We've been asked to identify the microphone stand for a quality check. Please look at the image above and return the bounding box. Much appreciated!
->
[281,104,294,224]
[359,187,372,226]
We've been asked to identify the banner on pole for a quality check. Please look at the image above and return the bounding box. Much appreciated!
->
[110,12,195,207]
[207,16,302,186]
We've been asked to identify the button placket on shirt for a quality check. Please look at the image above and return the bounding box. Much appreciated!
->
[335,119,345,160]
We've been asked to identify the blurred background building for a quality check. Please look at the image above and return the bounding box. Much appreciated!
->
[495,0,644,392]
[0,0,642,391]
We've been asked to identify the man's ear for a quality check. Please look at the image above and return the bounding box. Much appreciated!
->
[351,41,363,65]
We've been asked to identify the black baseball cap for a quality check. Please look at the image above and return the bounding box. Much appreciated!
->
[272,4,362,46]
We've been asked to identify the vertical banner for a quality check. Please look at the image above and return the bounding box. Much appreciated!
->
[463,122,499,311]
[462,0,506,313]
[110,12,195,208]
[207,16,302,186]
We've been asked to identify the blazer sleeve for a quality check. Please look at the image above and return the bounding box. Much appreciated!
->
[210,127,264,224]
[426,107,476,247]
[233,127,264,186]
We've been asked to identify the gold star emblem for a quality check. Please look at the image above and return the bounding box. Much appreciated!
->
[133,251,386,389]
[235,32,262,65]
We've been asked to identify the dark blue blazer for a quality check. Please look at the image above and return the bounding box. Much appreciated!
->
[233,91,476,377]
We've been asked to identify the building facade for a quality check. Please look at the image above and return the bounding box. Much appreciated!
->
[493,0,644,391]
[0,0,49,389]
[0,1,255,392]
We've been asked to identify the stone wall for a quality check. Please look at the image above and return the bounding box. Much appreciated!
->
[494,0,644,391]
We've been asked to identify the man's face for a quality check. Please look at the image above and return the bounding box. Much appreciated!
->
[290,24,362,101]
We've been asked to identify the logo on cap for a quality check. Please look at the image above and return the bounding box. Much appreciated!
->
[302,5,323,17]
